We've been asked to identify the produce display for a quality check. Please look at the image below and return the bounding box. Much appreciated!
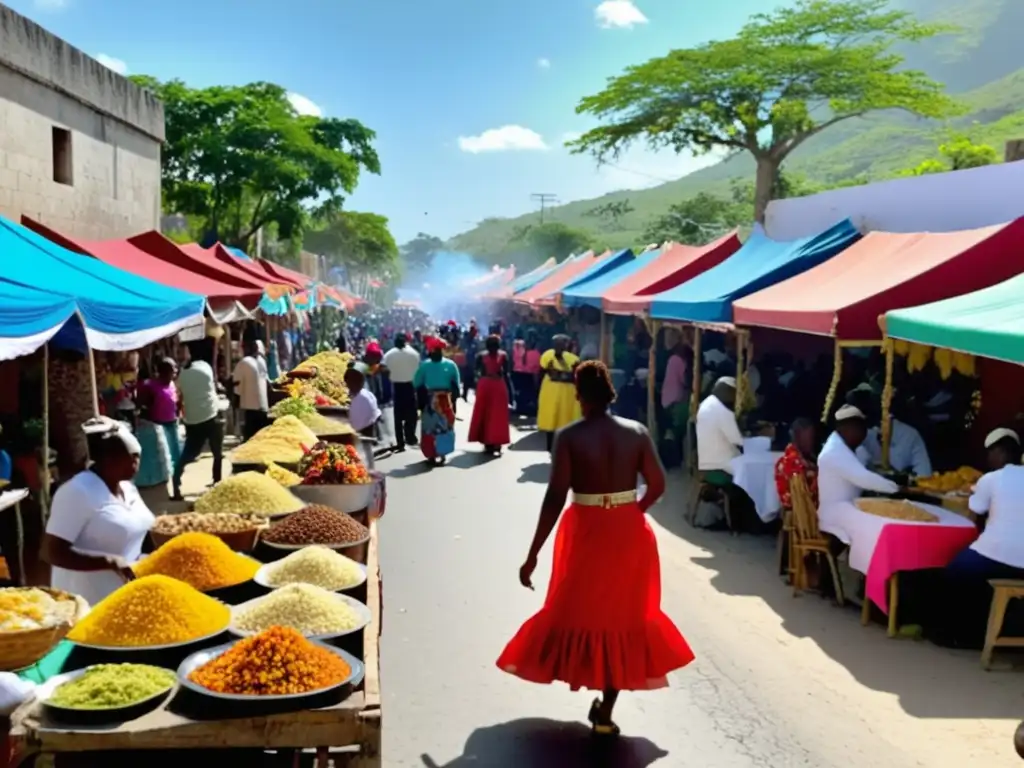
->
[48,664,175,709]
[152,512,263,536]
[283,380,342,407]
[0,588,78,632]
[230,416,319,465]
[67,575,230,647]
[193,471,305,518]
[234,584,363,636]
[188,626,351,695]
[281,351,354,407]
[133,532,260,592]
[262,546,364,591]
[266,462,303,487]
[913,466,982,494]
[893,340,977,379]
[298,442,371,485]
[855,499,939,523]
[262,505,369,547]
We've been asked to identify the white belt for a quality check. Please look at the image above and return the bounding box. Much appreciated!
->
[572,490,638,508]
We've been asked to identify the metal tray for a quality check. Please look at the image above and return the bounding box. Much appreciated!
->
[37,666,175,725]
[253,560,367,592]
[68,624,229,653]
[228,591,371,640]
[177,640,364,701]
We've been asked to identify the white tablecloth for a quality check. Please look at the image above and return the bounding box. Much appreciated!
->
[0,489,28,514]
[818,500,975,574]
[730,452,784,522]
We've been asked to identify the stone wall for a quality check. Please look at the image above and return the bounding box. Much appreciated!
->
[0,5,164,239]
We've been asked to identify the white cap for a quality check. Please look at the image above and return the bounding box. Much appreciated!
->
[985,428,1020,449]
[835,404,866,422]
[717,376,737,388]
[82,416,142,456]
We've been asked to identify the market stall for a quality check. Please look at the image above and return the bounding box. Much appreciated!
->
[4,349,384,767]
[484,258,557,300]
[511,250,605,307]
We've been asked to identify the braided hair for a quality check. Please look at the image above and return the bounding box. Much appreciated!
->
[575,360,616,410]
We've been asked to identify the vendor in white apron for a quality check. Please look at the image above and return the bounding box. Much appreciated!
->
[41,417,153,606]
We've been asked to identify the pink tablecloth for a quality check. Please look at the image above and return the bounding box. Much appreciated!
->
[866,519,978,615]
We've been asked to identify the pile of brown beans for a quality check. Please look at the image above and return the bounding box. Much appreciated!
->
[262,505,368,546]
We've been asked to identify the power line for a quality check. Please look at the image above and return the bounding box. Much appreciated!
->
[530,193,558,223]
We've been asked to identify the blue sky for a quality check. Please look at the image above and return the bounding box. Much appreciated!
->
[11,0,774,243]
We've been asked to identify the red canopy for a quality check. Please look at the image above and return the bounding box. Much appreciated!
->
[20,217,262,303]
[178,243,295,291]
[254,258,310,289]
[515,251,608,306]
[733,219,1024,339]
[603,232,742,314]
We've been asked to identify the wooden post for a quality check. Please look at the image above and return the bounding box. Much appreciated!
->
[821,337,842,423]
[689,327,702,419]
[599,311,609,364]
[647,319,659,438]
[881,337,895,469]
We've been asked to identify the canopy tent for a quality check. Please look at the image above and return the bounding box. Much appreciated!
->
[463,266,516,297]
[137,236,268,291]
[0,216,204,360]
[649,220,861,324]
[733,220,1024,339]
[515,251,610,306]
[181,243,289,289]
[554,249,636,309]
[22,217,258,325]
[254,258,311,290]
[602,233,742,315]
[560,248,658,310]
[885,273,1024,365]
[485,257,561,300]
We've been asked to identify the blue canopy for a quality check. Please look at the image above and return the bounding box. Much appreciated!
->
[0,217,206,360]
[555,249,634,302]
[509,260,562,295]
[561,249,659,310]
[648,220,861,323]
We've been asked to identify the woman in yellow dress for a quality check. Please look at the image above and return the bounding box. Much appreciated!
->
[537,335,581,452]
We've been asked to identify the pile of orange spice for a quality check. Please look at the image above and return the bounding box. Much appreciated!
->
[188,625,351,696]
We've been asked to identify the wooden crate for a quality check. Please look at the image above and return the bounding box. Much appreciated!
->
[7,519,383,768]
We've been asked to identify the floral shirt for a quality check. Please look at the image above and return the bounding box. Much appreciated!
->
[775,443,818,509]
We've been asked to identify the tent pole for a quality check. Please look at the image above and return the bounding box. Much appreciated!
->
[821,337,843,423]
[881,336,894,469]
[86,348,100,418]
[647,319,659,438]
[735,330,747,417]
[599,311,608,364]
[689,326,702,420]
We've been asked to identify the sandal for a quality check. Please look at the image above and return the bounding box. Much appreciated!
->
[587,698,621,737]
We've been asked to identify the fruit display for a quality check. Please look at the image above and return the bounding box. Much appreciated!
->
[298,442,371,486]
[914,466,982,494]
[280,351,354,407]
[893,341,977,379]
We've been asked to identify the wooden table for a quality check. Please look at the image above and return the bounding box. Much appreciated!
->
[7,519,383,768]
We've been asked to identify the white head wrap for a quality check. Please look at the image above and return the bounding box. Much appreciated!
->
[716,376,737,389]
[835,404,866,422]
[985,428,1020,449]
[82,416,142,456]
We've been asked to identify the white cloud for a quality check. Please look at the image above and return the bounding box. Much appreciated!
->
[458,125,548,154]
[537,58,551,69]
[595,0,648,29]
[94,54,127,75]
[287,92,323,117]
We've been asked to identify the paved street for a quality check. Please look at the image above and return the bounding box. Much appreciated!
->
[373,417,1023,768]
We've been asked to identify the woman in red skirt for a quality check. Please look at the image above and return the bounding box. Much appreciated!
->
[497,361,694,736]
[468,335,512,455]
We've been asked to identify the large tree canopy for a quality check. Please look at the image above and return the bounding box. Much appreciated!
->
[303,211,399,275]
[569,0,962,222]
[399,233,446,271]
[133,77,380,249]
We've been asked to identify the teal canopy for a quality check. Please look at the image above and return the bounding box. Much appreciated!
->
[886,272,1024,364]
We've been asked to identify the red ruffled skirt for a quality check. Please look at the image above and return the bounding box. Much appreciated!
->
[497,502,694,691]
[468,377,511,446]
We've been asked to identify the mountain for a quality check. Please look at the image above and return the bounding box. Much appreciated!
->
[448,0,1024,264]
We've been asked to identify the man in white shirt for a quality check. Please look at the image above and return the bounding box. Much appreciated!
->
[696,377,743,478]
[345,366,382,437]
[232,337,269,440]
[173,339,225,499]
[860,417,932,477]
[817,405,900,544]
[383,333,422,451]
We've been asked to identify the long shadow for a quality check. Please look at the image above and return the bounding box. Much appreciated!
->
[420,718,668,768]
[518,462,550,484]
[647,471,1024,720]
[448,450,500,470]
[387,461,435,479]
[509,431,547,452]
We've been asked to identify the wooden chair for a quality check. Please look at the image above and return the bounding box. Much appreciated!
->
[686,472,734,532]
[777,508,795,583]
[982,579,1024,669]
[789,474,844,606]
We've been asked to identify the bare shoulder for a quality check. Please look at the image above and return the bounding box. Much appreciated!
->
[555,418,587,443]
[613,415,649,439]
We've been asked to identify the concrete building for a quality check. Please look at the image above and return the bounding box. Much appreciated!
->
[0,4,164,239]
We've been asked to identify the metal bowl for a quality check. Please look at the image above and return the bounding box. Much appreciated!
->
[177,640,364,701]
[253,560,367,592]
[291,482,375,513]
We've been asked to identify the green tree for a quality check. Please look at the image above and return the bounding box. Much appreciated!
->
[133,77,380,249]
[903,134,1000,175]
[399,233,445,270]
[584,200,635,231]
[511,222,594,265]
[569,0,962,223]
[642,193,746,245]
[303,211,399,275]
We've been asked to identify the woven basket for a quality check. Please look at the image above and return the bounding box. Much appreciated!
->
[0,588,89,671]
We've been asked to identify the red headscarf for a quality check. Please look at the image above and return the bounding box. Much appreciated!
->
[365,341,383,356]
[425,336,447,353]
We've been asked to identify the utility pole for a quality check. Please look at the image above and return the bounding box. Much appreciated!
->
[530,193,557,224]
